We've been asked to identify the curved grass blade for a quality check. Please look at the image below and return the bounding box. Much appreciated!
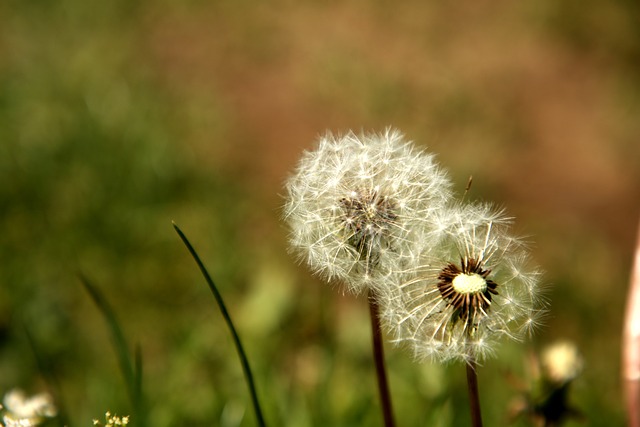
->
[172,222,267,427]
[80,275,147,427]
[23,325,73,427]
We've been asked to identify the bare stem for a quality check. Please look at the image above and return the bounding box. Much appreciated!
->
[368,289,396,427]
[466,355,483,427]
[623,216,640,427]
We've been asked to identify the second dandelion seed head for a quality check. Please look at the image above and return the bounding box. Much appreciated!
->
[383,203,545,363]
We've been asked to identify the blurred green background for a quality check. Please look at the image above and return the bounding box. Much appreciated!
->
[1,0,639,426]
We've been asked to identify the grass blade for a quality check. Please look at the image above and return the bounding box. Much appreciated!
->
[80,275,146,426]
[172,222,267,427]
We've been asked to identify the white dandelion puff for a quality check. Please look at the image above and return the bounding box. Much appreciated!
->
[383,203,546,363]
[283,128,451,294]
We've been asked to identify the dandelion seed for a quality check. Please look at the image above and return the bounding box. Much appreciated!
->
[283,128,451,294]
[383,203,545,363]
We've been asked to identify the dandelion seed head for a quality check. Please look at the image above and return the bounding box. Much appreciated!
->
[284,128,451,294]
[383,203,546,363]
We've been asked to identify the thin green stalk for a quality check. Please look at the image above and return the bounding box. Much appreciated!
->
[81,275,147,427]
[173,222,267,427]
[466,357,483,427]
[368,289,396,427]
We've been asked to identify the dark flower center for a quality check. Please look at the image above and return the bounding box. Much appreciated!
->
[437,257,499,328]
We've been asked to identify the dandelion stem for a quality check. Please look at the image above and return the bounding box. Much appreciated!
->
[623,216,640,427]
[465,355,483,427]
[173,222,267,427]
[368,289,396,427]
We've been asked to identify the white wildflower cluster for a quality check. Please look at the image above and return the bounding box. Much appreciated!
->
[93,411,130,426]
[0,389,57,427]
[284,128,546,363]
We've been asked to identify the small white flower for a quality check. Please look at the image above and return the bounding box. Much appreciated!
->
[383,203,545,363]
[283,129,451,294]
[1,389,56,427]
[541,340,583,385]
